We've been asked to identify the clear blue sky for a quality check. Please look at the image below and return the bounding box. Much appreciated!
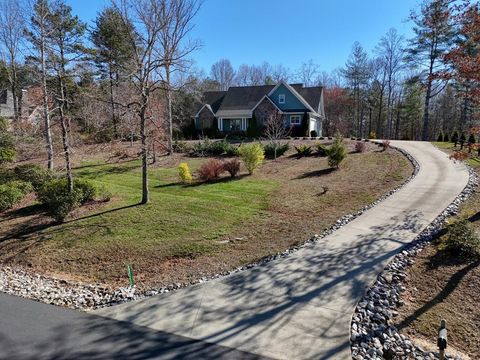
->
[68,0,420,74]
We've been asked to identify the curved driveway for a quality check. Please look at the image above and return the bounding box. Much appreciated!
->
[95,141,469,359]
[0,142,469,360]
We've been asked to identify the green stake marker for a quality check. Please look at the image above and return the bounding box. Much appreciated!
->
[127,264,134,287]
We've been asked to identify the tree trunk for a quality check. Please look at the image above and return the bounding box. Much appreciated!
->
[41,31,54,170]
[108,64,118,139]
[422,78,432,141]
[58,73,73,192]
[140,102,149,204]
[166,65,173,155]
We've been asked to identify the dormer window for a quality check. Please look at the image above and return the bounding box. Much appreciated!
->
[278,94,285,104]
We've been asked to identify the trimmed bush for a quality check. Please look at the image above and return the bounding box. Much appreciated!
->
[444,220,480,257]
[238,143,264,175]
[75,179,97,204]
[368,131,376,139]
[327,134,347,169]
[197,159,225,181]
[36,178,83,222]
[223,158,241,178]
[13,163,54,191]
[310,130,318,137]
[173,140,190,153]
[355,141,366,153]
[263,142,289,159]
[178,162,193,183]
[294,144,313,157]
[316,143,328,156]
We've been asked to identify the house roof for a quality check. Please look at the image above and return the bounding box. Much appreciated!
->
[196,82,323,118]
[297,86,323,113]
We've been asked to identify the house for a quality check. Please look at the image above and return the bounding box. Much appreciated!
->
[194,81,325,137]
[0,89,15,119]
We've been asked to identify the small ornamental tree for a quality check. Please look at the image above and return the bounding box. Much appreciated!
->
[451,131,459,146]
[327,133,347,169]
[437,132,444,142]
[443,132,449,142]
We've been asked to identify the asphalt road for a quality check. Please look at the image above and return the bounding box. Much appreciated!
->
[0,293,269,360]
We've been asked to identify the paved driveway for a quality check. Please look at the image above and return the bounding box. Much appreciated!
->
[95,141,469,359]
[0,141,469,360]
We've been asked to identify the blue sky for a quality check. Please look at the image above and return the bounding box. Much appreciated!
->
[68,0,420,74]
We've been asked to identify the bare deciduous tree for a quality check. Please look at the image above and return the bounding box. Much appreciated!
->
[263,110,290,160]
[0,0,26,122]
[210,58,235,90]
[158,0,201,155]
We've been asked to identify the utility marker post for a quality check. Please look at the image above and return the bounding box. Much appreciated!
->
[437,319,447,360]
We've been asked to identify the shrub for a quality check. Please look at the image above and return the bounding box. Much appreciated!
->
[224,143,239,157]
[368,131,376,139]
[0,182,28,212]
[0,168,15,184]
[74,179,97,204]
[263,142,289,159]
[97,184,112,202]
[468,133,476,145]
[222,158,241,178]
[178,162,193,183]
[316,143,328,156]
[13,163,54,191]
[294,144,313,157]
[197,159,224,181]
[310,130,318,137]
[451,131,459,145]
[355,141,366,153]
[443,133,450,142]
[173,140,190,153]
[327,134,347,169]
[36,178,83,222]
[238,143,264,175]
[382,140,390,151]
[0,117,15,165]
[208,139,230,155]
[444,220,480,257]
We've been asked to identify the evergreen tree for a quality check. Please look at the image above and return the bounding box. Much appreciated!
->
[91,7,135,138]
[407,0,455,141]
[437,132,444,142]
[0,117,15,165]
[443,133,449,142]
[451,130,459,146]
[468,133,476,145]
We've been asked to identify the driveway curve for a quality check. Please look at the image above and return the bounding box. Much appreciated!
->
[95,141,469,360]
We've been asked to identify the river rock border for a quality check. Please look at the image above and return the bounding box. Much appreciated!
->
[350,165,478,360]
[0,144,419,311]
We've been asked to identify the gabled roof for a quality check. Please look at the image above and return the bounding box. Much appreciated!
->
[195,82,324,118]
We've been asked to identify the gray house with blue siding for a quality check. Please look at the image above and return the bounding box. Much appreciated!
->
[194,81,325,137]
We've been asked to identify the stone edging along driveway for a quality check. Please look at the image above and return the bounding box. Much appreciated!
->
[350,151,477,360]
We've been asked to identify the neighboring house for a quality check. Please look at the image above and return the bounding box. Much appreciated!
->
[194,81,325,137]
[0,89,15,119]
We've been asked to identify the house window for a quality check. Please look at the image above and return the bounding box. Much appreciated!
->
[290,115,301,125]
[278,94,285,104]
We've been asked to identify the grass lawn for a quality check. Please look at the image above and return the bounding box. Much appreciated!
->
[431,141,480,168]
[0,140,412,289]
